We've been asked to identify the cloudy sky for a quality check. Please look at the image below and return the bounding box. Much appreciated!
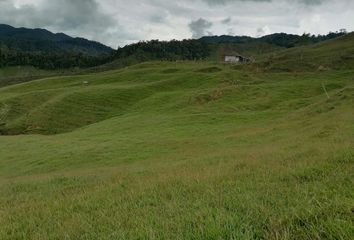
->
[0,0,353,48]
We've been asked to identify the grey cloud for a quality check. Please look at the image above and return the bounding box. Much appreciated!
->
[227,28,235,35]
[256,27,265,37]
[0,0,114,30]
[189,18,213,38]
[299,0,326,5]
[150,12,169,24]
[222,17,232,24]
[203,0,270,6]
[202,0,326,6]
[0,0,134,47]
[0,0,352,46]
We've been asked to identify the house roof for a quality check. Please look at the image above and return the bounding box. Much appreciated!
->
[224,54,249,59]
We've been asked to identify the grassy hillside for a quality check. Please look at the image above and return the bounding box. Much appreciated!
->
[0,60,353,239]
[0,66,64,87]
[0,66,87,88]
[255,33,354,71]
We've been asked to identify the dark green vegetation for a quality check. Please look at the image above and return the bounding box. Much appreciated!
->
[200,31,347,48]
[0,24,347,71]
[109,32,347,68]
[0,24,113,55]
[0,32,353,239]
[113,39,210,66]
[0,24,114,69]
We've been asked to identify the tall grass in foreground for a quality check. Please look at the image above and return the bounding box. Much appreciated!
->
[0,61,353,239]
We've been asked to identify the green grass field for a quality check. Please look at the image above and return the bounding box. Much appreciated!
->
[0,66,84,88]
[0,36,353,239]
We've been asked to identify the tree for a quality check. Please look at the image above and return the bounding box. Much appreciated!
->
[340,29,347,34]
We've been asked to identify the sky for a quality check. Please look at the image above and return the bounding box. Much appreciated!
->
[0,0,353,48]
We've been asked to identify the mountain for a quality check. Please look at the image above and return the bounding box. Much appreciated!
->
[0,24,113,55]
[199,32,347,48]
[0,24,114,69]
[108,32,348,69]
[0,25,349,70]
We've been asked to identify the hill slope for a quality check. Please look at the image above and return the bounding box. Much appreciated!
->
[0,24,113,55]
[200,32,346,48]
[0,24,114,70]
[98,32,348,69]
[0,60,353,239]
[255,32,354,71]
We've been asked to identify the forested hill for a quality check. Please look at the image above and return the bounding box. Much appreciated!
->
[0,24,115,69]
[200,32,347,48]
[106,31,348,68]
[0,24,113,55]
[0,24,349,70]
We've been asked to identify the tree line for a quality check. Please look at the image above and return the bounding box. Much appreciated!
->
[0,47,113,69]
[0,31,348,70]
[115,39,210,61]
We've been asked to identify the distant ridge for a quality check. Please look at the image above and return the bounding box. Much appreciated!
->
[0,24,350,70]
[106,31,348,69]
[199,32,347,48]
[0,24,113,55]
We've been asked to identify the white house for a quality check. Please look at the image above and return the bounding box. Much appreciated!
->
[224,54,250,63]
[224,55,240,63]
